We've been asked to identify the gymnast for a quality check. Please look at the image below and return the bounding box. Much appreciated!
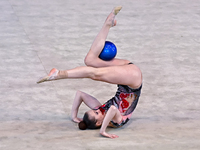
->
[37,6,142,139]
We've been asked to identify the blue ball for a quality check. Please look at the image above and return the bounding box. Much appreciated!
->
[99,41,117,61]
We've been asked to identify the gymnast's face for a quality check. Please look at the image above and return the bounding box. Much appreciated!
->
[87,109,105,125]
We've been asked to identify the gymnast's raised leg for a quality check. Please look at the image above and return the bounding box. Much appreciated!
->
[37,7,142,89]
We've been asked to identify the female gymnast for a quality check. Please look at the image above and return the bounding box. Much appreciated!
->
[37,6,142,139]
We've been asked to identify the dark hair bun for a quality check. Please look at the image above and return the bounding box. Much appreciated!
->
[78,121,87,130]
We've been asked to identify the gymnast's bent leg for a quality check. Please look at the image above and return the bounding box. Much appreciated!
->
[84,6,130,68]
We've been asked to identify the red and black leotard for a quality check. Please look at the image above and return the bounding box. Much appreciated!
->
[98,84,142,127]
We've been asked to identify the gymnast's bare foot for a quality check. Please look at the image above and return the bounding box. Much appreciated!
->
[105,6,122,27]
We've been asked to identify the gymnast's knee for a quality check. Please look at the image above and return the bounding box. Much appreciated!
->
[84,55,91,66]
[84,55,97,67]
[89,68,103,81]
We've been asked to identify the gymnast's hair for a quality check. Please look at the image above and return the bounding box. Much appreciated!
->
[78,112,100,130]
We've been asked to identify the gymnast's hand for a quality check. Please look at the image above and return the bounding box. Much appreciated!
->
[100,131,119,139]
[72,117,83,123]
